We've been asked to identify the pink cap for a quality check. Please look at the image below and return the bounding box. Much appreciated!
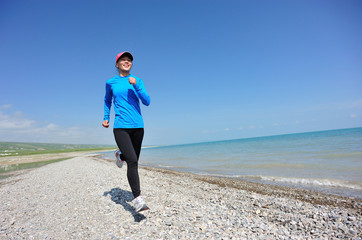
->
[116,51,133,63]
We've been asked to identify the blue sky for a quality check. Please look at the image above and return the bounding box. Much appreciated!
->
[0,0,361,146]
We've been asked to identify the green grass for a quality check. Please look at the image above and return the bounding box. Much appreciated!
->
[0,157,75,180]
[0,158,72,173]
[0,142,115,181]
[0,142,115,157]
[0,174,13,180]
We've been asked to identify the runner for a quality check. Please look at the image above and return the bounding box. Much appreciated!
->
[102,51,151,212]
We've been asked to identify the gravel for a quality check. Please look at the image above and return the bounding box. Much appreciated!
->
[0,154,361,239]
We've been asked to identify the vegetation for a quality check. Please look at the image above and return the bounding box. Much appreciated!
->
[0,157,71,174]
[0,142,115,157]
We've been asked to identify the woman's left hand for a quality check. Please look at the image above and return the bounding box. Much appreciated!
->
[129,77,136,85]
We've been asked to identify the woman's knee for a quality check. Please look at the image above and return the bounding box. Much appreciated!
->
[126,156,138,168]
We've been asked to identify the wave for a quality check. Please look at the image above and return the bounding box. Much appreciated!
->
[144,162,362,190]
[248,175,362,190]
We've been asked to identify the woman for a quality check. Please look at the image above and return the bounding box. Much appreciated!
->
[102,51,151,212]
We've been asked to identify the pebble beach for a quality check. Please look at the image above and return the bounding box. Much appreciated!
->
[0,153,361,239]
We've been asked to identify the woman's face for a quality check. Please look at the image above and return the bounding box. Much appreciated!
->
[116,56,133,72]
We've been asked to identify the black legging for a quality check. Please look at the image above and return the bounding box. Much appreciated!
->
[113,128,144,198]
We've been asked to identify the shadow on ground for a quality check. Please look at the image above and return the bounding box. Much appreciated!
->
[103,188,146,222]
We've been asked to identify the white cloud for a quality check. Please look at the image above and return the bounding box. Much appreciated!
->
[0,111,35,129]
[45,123,59,130]
[0,104,12,109]
[0,108,109,144]
[350,114,357,118]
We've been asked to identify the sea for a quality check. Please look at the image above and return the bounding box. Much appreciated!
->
[100,127,362,199]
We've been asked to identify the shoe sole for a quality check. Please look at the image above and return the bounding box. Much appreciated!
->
[136,205,150,213]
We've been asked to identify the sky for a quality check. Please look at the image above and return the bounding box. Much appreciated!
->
[0,0,361,146]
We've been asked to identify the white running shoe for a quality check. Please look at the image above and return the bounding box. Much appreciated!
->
[114,149,124,168]
[133,196,149,213]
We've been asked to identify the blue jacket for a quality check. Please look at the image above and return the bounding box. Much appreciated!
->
[104,74,150,128]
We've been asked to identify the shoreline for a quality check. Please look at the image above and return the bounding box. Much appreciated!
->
[101,155,362,200]
[97,155,362,214]
[139,166,362,214]
[1,154,361,239]
[137,165,362,200]
[3,151,361,209]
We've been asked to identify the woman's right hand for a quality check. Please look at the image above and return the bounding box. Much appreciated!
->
[129,77,137,85]
[102,120,109,128]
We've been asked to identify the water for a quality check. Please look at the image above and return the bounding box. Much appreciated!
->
[102,127,362,198]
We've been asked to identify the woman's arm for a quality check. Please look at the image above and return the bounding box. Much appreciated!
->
[103,82,113,125]
[130,77,151,106]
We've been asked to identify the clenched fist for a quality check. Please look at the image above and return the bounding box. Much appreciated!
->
[102,120,109,128]
[129,77,137,85]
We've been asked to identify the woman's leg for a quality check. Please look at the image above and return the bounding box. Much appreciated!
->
[113,128,144,198]
[131,128,144,159]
